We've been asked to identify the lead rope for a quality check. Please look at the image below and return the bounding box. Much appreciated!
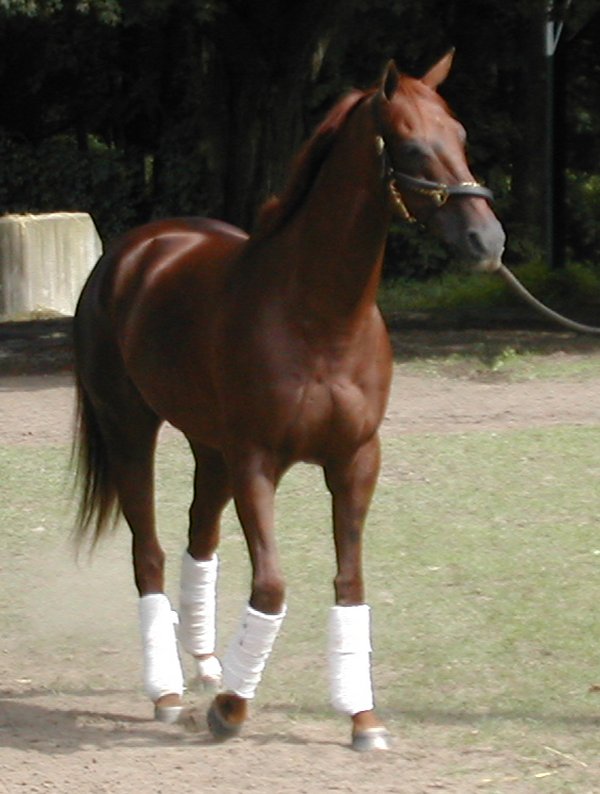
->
[496,263,600,335]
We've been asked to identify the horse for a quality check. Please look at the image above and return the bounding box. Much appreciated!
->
[72,51,505,752]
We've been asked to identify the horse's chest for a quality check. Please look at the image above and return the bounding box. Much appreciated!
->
[220,310,392,458]
[281,370,383,458]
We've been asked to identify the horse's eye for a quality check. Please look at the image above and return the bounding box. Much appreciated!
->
[398,142,429,171]
[401,142,427,159]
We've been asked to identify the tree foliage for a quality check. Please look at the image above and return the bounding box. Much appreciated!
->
[0,0,599,275]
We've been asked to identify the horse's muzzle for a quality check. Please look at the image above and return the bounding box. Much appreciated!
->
[442,211,506,272]
[466,219,506,272]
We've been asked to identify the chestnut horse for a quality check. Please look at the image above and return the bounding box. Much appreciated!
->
[73,52,504,751]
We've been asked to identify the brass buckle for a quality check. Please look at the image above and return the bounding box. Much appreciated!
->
[390,181,416,223]
[427,187,449,207]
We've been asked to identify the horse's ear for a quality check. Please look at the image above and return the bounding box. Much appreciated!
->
[380,60,401,101]
[421,48,455,90]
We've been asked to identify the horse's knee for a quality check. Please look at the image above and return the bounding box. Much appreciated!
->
[250,573,286,615]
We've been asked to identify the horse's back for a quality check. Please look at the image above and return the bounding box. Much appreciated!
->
[78,216,247,316]
[74,216,248,439]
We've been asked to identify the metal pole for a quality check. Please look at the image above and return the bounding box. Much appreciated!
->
[545,13,555,270]
[544,0,571,270]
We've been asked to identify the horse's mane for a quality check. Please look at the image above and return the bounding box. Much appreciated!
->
[252,88,374,242]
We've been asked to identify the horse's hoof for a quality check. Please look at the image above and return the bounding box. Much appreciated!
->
[206,701,242,741]
[154,704,184,724]
[352,727,392,752]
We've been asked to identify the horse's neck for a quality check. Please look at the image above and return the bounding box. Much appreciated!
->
[286,98,391,320]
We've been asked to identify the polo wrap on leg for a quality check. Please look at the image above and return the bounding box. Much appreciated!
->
[139,593,184,702]
[222,603,287,699]
[328,604,374,715]
[178,551,219,656]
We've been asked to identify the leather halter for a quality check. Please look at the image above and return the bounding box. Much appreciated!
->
[375,135,494,222]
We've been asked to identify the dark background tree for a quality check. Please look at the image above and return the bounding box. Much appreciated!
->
[0,0,599,277]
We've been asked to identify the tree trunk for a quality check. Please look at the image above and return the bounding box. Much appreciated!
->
[508,5,547,257]
[205,0,347,230]
[222,75,307,229]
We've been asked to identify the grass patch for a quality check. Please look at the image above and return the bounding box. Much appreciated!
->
[378,259,600,317]
[373,429,600,721]
[379,268,508,316]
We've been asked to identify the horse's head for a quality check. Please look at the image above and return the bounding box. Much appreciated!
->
[374,51,505,272]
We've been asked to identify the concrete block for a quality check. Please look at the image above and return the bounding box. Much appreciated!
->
[0,212,102,319]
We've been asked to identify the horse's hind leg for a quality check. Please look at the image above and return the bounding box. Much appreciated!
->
[107,405,187,720]
[178,443,232,691]
[79,361,185,722]
[324,436,391,752]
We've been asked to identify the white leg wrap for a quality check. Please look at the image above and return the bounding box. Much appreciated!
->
[222,604,287,699]
[139,594,184,702]
[178,551,219,656]
[328,605,374,715]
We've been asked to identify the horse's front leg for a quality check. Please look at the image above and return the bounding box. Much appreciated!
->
[324,435,391,751]
[207,451,286,740]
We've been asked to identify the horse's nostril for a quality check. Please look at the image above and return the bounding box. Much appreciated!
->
[467,230,486,256]
[466,223,506,264]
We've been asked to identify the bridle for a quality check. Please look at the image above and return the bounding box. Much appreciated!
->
[374,134,495,223]
[392,168,494,222]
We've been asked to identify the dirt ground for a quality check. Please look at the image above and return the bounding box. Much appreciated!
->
[1,328,600,793]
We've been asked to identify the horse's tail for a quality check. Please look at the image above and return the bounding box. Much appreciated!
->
[71,354,121,552]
